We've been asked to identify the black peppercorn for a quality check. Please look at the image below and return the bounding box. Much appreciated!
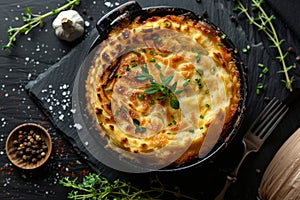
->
[13,128,48,165]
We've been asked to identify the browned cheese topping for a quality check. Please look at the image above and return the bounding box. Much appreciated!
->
[86,15,241,166]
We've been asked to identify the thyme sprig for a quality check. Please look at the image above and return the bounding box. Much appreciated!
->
[59,173,197,200]
[2,0,81,50]
[135,65,180,109]
[233,0,296,92]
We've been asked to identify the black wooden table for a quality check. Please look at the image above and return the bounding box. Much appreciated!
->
[1,0,300,199]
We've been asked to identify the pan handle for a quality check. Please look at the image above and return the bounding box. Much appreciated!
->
[96,1,142,40]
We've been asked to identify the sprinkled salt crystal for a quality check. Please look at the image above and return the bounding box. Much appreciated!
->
[62,91,67,96]
[5,93,8,97]
[59,114,64,121]
[76,160,82,164]
[104,1,113,7]
[115,2,120,6]
[49,106,53,111]
[27,37,31,41]
[65,168,69,172]
[84,20,90,27]
[70,109,76,114]
[74,123,82,130]
[27,73,32,79]
[85,141,89,146]
[62,84,69,89]
[93,1,96,4]
[49,85,53,88]
[1,118,4,121]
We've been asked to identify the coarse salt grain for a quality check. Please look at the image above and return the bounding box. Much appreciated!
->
[74,123,82,130]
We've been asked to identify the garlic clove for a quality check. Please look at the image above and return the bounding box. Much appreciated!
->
[52,10,84,42]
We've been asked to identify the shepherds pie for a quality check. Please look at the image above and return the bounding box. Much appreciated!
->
[85,14,241,167]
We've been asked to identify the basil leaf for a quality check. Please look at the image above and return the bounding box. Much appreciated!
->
[154,63,161,70]
[164,74,174,86]
[135,126,146,133]
[170,99,179,109]
[175,90,183,95]
[135,74,150,81]
[144,87,159,94]
[170,82,177,92]
[141,65,149,74]
[133,119,140,126]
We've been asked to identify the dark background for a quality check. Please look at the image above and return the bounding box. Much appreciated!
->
[1,0,300,199]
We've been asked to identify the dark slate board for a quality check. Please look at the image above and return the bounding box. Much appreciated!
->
[26,0,300,199]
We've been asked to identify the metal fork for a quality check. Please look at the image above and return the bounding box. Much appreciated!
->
[215,97,289,200]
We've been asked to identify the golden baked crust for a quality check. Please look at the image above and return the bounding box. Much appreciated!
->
[85,14,241,167]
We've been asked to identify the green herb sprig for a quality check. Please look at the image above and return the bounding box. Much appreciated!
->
[135,65,180,110]
[233,0,296,92]
[2,0,81,50]
[59,173,197,200]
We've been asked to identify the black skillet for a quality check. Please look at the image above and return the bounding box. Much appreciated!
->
[73,1,247,173]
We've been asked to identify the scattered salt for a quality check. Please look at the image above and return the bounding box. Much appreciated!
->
[59,114,64,121]
[74,123,82,130]
[104,1,113,7]
[84,21,90,27]
[70,109,76,114]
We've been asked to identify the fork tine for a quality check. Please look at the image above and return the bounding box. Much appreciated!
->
[253,101,282,134]
[253,98,279,124]
[259,105,289,139]
[250,98,288,139]
[248,97,278,133]
[252,99,286,137]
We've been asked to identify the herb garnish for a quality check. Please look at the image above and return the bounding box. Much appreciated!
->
[233,0,296,91]
[135,65,180,110]
[2,0,81,50]
[60,173,197,200]
[133,119,146,133]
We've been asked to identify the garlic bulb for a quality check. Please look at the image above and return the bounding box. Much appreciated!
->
[52,10,84,42]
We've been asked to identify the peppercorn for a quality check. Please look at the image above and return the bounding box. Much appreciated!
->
[13,128,48,165]
[296,55,300,62]
[288,47,295,54]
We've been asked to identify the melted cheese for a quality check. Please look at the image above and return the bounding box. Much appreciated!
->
[86,15,241,167]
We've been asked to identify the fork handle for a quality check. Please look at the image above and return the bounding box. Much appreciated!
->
[214,141,252,200]
[214,175,237,200]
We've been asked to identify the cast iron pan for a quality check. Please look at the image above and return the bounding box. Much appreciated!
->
[72,1,247,173]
